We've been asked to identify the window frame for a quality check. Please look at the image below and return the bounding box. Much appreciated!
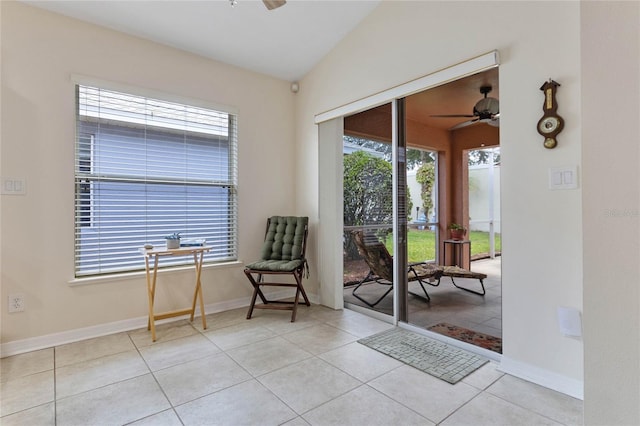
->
[73,79,239,278]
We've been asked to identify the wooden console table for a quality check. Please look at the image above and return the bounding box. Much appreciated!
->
[140,245,211,341]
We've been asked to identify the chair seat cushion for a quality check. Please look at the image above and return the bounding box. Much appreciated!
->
[442,266,487,279]
[409,263,443,280]
[245,258,304,272]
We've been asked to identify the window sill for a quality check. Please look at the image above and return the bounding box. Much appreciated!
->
[68,260,244,287]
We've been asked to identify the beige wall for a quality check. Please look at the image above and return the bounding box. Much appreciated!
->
[3,1,640,422]
[297,0,584,396]
[581,2,640,424]
[0,2,306,345]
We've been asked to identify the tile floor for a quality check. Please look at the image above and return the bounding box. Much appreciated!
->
[344,257,503,339]
[0,304,582,425]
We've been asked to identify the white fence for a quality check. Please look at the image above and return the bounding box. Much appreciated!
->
[407,164,501,233]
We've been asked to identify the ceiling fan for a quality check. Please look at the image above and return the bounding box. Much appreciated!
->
[230,0,287,10]
[431,85,500,130]
[262,0,287,10]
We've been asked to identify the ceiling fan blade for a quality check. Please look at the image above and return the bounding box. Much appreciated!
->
[449,118,479,130]
[450,116,500,130]
[430,114,476,118]
[263,0,286,10]
[482,113,500,127]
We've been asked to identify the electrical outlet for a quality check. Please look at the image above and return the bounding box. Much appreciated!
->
[1,177,27,195]
[8,293,25,313]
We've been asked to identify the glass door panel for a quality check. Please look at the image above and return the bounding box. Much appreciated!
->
[342,134,394,317]
[406,149,439,265]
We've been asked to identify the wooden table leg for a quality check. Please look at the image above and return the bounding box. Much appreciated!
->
[191,251,207,330]
[146,255,160,342]
[145,256,152,332]
[142,247,209,342]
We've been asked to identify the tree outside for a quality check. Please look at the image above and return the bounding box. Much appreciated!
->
[343,150,393,260]
[343,139,501,286]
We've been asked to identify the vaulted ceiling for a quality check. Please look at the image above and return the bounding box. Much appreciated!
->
[25,0,498,133]
[23,0,380,82]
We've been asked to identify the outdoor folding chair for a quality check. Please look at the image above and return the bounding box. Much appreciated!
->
[351,230,487,307]
[244,216,310,322]
[439,265,487,296]
[351,230,442,307]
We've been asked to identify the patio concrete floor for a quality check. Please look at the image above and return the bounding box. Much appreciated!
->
[343,257,502,341]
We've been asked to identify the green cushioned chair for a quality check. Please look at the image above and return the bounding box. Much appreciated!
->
[244,216,310,322]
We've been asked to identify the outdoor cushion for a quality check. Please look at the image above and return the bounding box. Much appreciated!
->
[410,262,444,279]
[442,265,487,280]
[245,258,304,272]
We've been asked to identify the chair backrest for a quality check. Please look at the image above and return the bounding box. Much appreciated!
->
[352,230,393,281]
[259,216,309,261]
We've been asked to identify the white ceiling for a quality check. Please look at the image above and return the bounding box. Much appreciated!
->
[24,0,499,130]
[24,0,380,82]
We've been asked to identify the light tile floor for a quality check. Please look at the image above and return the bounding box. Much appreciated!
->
[0,304,582,425]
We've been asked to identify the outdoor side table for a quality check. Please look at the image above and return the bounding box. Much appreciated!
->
[443,239,471,270]
[140,245,211,341]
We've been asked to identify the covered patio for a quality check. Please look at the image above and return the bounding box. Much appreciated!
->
[343,256,501,351]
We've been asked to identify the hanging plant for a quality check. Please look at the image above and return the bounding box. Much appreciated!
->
[416,162,435,221]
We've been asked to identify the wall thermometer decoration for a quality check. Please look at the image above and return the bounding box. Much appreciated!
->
[537,79,564,149]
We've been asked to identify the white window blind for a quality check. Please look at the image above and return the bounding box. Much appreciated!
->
[75,85,238,277]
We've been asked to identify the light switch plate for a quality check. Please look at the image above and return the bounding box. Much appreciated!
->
[1,177,26,195]
[548,166,578,190]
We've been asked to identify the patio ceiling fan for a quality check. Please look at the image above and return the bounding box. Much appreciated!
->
[431,85,500,130]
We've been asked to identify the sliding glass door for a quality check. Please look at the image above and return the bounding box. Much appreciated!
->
[317,53,501,342]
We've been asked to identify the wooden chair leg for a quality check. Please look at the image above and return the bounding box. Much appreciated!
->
[245,271,269,319]
[246,286,259,319]
[295,270,311,306]
[290,270,311,322]
[244,268,310,322]
[291,287,300,322]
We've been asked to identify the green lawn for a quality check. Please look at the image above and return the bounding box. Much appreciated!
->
[385,229,501,263]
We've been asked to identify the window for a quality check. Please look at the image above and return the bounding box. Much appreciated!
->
[75,85,238,277]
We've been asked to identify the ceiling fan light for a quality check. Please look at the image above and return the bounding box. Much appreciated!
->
[474,97,499,116]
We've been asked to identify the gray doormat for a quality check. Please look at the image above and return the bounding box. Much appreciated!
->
[358,328,488,384]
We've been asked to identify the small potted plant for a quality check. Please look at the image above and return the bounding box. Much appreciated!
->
[165,232,181,249]
[448,223,467,240]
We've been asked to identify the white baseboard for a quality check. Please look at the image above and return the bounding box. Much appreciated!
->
[1,290,319,358]
[498,356,584,400]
